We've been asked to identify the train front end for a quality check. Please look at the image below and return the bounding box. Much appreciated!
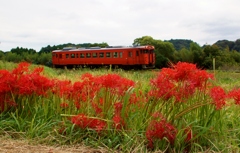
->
[142,45,155,69]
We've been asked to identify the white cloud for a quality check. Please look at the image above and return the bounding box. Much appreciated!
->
[1,0,240,51]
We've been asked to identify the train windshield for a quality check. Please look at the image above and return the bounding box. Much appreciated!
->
[144,50,149,53]
[150,50,154,53]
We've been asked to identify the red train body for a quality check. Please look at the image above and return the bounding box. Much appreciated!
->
[52,45,155,69]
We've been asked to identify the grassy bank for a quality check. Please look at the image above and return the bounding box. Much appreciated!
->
[0,61,239,152]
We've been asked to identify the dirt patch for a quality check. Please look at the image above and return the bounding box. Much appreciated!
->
[0,137,110,153]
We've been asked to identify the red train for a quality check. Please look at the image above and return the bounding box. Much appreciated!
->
[52,45,155,69]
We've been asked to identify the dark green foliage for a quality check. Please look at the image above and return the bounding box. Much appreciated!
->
[11,47,36,55]
[39,42,109,54]
[164,39,194,51]
[214,39,240,52]
[232,39,240,51]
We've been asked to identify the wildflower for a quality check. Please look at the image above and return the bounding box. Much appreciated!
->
[146,113,177,148]
[112,114,125,129]
[173,62,197,82]
[228,88,240,105]
[114,102,123,114]
[149,74,175,100]
[149,62,214,103]
[71,114,106,132]
[92,103,102,114]
[60,102,69,108]
[11,62,30,76]
[184,126,193,143]
[210,86,227,110]
[74,101,81,109]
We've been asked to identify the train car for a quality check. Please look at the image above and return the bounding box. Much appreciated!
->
[52,45,155,69]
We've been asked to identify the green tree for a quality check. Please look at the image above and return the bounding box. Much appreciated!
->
[0,51,5,60]
[178,48,193,62]
[203,45,221,57]
[4,52,22,63]
[190,42,204,66]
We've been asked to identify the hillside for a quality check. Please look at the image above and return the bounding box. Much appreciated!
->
[164,38,240,52]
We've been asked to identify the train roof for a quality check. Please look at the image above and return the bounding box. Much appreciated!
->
[52,45,154,53]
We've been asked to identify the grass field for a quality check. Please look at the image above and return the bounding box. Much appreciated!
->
[0,60,239,152]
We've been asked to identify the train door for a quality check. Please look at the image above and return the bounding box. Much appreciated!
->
[149,49,155,65]
[135,50,140,64]
[127,51,133,65]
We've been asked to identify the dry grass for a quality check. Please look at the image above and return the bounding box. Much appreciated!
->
[0,136,110,153]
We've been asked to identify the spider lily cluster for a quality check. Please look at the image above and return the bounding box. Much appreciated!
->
[0,62,239,151]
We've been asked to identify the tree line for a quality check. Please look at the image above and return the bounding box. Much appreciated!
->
[133,36,240,70]
[1,37,240,70]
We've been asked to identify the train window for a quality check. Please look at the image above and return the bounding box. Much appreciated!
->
[66,54,69,58]
[106,52,111,58]
[140,50,143,54]
[71,54,75,58]
[92,53,97,58]
[113,52,118,58]
[76,53,78,58]
[144,50,148,53]
[59,54,62,58]
[119,52,122,58]
[99,52,104,58]
[86,53,91,58]
[136,51,139,56]
[128,51,132,57]
[80,53,84,58]
[56,54,58,58]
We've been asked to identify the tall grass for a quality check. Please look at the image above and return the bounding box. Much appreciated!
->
[0,61,239,152]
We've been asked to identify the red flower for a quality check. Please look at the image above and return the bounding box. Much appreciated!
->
[112,114,125,129]
[149,62,214,103]
[71,114,106,132]
[146,113,177,148]
[210,86,227,110]
[184,127,193,143]
[228,88,240,105]
[114,102,123,114]
[74,101,81,109]
[60,102,69,108]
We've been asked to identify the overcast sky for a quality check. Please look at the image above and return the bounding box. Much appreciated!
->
[1,0,240,51]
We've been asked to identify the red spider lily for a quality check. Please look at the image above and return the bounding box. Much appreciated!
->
[91,103,102,114]
[0,70,16,94]
[174,82,196,103]
[60,102,69,108]
[149,74,175,100]
[72,74,100,102]
[189,70,214,90]
[112,102,125,129]
[210,86,227,110]
[11,62,30,76]
[146,113,177,148]
[15,74,37,95]
[74,101,81,109]
[172,62,198,82]
[98,74,135,96]
[53,80,73,99]
[228,88,240,105]
[184,126,193,143]
[149,62,214,103]
[114,102,123,114]
[112,114,125,129]
[71,114,106,132]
